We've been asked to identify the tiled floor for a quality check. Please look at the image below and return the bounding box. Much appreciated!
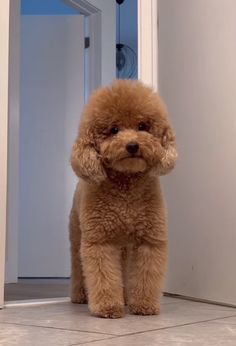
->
[1,297,236,345]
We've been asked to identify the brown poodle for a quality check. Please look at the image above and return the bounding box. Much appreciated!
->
[69,79,177,318]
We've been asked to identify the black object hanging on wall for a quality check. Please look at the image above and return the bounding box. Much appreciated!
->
[116,0,137,79]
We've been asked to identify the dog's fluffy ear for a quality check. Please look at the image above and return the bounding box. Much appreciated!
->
[70,136,106,183]
[151,127,178,176]
[158,127,178,175]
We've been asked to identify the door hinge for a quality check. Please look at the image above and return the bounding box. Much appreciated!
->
[84,37,90,49]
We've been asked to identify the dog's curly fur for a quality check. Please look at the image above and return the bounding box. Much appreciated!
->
[69,79,177,318]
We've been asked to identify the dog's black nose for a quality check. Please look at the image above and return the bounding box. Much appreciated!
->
[126,142,139,154]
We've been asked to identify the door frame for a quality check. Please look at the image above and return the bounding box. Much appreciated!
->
[4,0,20,286]
[0,0,158,307]
[138,0,158,91]
[0,0,10,308]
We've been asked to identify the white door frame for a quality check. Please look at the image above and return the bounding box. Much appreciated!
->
[138,0,158,91]
[0,0,158,307]
[0,0,10,308]
[5,0,20,285]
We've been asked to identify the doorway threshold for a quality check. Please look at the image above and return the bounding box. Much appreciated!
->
[5,297,70,308]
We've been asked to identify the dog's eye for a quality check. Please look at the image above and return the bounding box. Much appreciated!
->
[138,122,148,131]
[110,126,119,135]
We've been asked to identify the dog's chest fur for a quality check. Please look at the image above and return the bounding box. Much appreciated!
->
[77,176,166,245]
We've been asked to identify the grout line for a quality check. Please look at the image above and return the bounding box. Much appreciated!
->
[68,313,236,345]
[68,337,113,346]
[161,299,236,312]
[164,292,236,309]
[68,336,119,346]
[0,321,116,337]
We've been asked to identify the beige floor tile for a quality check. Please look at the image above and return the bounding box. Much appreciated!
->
[0,322,111,346]
[77,321,236,346]
[213,316,236,325]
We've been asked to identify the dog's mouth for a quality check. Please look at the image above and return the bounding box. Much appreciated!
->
[103,155,144,165]
[103,153,147,173]
[119,154,143,161]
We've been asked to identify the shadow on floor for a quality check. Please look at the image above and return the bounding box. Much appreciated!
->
[4,278,70,301]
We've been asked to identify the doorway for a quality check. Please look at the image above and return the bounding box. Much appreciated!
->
[4,0,139,303]
[5,0,87,302]
[3,0,116,303]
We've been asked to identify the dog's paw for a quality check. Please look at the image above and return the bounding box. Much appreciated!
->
[71,287,88,304]
[90,303,124,319]
[129,303,160,316]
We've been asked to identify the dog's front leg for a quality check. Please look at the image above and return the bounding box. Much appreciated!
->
[128,241,168,315]
[81,242,124,318]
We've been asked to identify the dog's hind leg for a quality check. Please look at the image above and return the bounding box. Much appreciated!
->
[69,208,87,304]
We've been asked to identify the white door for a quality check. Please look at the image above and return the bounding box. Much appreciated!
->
[159,0,236,305]
[18,15,85,277]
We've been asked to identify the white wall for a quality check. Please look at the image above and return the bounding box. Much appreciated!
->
[89,0,116,86]
[19,15,84,277]
[159,0,236,305]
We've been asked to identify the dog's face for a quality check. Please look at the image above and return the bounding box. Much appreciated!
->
[98,112,171,174]
[71,80,177,181]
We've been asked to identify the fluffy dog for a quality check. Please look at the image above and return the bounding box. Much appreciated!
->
[69,79,177,318]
